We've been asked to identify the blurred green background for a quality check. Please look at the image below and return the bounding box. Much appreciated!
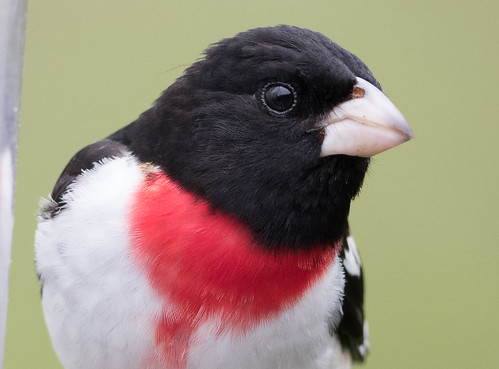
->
[5,0,499,368]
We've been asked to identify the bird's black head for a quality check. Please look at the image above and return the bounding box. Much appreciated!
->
[115,26,386,249]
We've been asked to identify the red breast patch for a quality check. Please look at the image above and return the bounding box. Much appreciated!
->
[130,171,337,368]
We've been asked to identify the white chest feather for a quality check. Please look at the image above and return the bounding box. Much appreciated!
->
[35,156,350,369]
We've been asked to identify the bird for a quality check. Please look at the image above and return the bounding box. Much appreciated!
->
[35,25,413,369]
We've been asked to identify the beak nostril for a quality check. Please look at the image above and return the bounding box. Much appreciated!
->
[352,87,365,99]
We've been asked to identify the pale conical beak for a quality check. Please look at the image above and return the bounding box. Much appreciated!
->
[319,77,414,158]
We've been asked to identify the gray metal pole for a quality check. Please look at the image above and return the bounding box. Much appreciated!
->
[0,0,27,367]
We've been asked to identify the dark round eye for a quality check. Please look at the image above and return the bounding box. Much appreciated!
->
[262,83,296,114]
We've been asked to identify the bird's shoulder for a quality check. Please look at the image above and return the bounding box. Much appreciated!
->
[335,234,369,362]
[42,138,129,218]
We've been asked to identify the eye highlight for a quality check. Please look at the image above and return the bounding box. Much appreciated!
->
[261,82,296,114]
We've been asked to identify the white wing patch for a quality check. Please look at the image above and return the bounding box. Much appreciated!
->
[343,236,362,277]
[358,321,370,359]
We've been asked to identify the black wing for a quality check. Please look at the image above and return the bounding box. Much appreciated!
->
[336,233,369,361]
[43,138,129,218]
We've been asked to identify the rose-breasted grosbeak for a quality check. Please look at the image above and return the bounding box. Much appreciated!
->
[36,25,413,369]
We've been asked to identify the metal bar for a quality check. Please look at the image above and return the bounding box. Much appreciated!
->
[0,0,27,367]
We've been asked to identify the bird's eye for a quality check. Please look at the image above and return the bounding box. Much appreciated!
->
[262,83,296,114]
